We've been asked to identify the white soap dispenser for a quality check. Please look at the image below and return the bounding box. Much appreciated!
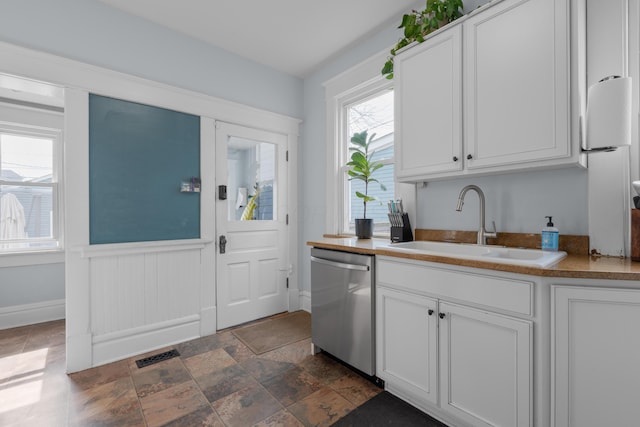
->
[541,216,559,252]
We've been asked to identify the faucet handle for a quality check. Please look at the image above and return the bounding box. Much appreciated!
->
[485,221,498,240]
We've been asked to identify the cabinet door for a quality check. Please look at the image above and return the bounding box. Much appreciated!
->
[376,287,438,406]
[395,25,462,181]
[553,286,640,427]
[439,302,532,427]
[464,0,570,170]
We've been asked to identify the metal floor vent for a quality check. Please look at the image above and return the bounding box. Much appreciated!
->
[135,349,180,368]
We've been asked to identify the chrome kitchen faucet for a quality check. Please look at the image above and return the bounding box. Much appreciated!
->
[455,185,498,245]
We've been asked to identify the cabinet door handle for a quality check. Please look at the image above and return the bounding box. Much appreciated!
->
[439,312,446,319]
[466,154,473,160]
[452,156,458,162]
[428,309,434,316]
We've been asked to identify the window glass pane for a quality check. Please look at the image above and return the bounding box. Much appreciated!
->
[347,89,394,161]
[346,89,394,229]
[349,162,395,224]
[227,136,275,221]
[1,134,53,182]
[1,185,54,246]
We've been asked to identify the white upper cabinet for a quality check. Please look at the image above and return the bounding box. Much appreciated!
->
[395,0,584,182]
[465,0,571,170]
[395,25,463,180]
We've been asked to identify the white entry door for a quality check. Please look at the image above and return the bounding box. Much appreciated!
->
[215,121,289,329]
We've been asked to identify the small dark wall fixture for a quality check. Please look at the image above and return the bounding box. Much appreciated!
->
[89,94,200,244]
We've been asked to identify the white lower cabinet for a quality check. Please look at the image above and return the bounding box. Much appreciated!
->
[552,285,640,427]
[439,302,532,427]
[377,287,438,406]
[376,256,534,427]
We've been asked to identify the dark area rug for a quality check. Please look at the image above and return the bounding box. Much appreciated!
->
[332,391,448,427]
[232,310,311,354]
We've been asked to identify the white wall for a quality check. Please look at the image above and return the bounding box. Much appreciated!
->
[415,169,588,235]
[0,263,64,306]
[0,263,65,328]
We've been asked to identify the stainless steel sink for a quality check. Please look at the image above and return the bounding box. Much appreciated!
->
[384,241,567,268]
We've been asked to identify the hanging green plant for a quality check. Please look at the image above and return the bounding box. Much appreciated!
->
[382,0,464,79]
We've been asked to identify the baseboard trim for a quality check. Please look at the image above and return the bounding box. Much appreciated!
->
[300,290,311,312]
[0,299,65,330]
[288,287,301,311]
[92,315,201,367]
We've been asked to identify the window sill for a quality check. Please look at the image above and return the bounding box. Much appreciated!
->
[0,249,65,268]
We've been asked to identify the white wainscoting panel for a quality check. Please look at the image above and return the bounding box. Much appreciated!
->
[90,248,201,336]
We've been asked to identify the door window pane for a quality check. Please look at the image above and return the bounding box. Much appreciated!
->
[227,136,275,221]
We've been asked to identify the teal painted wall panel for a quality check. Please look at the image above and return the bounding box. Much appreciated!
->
[89,94,200,244]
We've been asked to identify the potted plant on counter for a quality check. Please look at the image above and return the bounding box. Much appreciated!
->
[348,130,386,239]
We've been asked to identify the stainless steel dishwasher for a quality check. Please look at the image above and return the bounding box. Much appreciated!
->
[310,247,375,375]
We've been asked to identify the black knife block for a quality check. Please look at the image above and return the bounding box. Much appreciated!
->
[389,213,413,243]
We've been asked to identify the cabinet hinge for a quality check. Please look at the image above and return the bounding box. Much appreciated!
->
[286,277,289,289]
[286,150,289,161]
[286,214,289,225]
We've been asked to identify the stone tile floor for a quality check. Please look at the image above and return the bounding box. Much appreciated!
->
[0,313,382,426]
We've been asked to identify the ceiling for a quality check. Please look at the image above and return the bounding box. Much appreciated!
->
[98,0,420,78]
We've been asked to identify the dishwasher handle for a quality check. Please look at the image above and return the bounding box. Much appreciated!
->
[310,256,370,272]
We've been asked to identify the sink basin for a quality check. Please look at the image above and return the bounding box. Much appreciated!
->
[384,241,566,268]
[387,241,493,256]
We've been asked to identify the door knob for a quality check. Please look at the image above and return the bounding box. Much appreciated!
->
[219,235,227,254]
[439,312,446,319]
[467,154,473,160]
[428,309,434,316]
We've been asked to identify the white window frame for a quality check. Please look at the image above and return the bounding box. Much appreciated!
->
[324,50,394,236]
[0,102,64,258]
[339,88,394,235]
